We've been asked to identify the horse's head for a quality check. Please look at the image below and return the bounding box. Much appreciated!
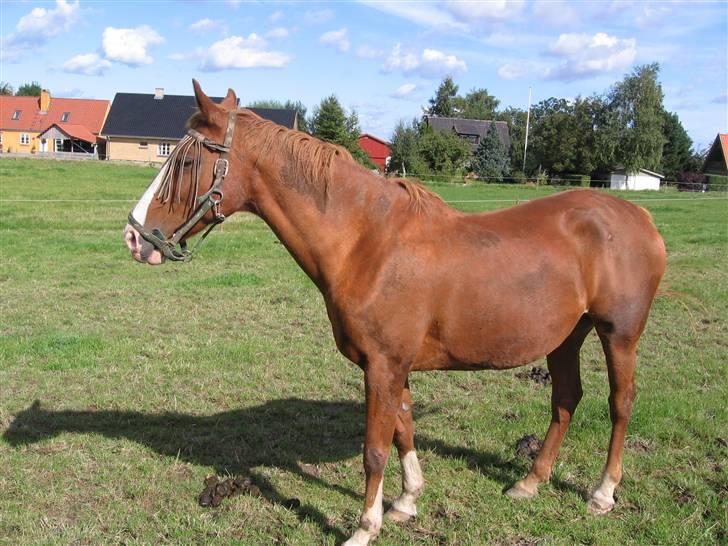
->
[124,80,244,265]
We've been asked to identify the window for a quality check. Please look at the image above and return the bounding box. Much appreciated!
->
[12,110,21,120]
[61,112,70,122]
[157,142,171,156]
[20,134,30,145]
[55,139,64,152]
[139,141,148,149]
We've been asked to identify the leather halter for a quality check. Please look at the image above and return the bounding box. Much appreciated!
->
[127,110,236,262]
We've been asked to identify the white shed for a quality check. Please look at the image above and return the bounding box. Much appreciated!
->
[609,168,663,191]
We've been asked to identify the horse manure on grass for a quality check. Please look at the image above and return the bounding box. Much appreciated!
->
[515,435,543,459]
[198,475,254,508]
[515,366,551,386]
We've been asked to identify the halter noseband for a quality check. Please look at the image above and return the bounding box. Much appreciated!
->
[127,110,237,262]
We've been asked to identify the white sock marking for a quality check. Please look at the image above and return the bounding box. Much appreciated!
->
[392,450,424,516]
[343,480,383,546]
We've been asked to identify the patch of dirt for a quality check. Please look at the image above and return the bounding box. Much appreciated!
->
[493,537,541,546]
[502,411,519,422]
[625,437,655,453]
[715,437,727,449]
[515,366,551,386]
[168,463,193,481]
[515,435,543,459]
[298,462,321,478]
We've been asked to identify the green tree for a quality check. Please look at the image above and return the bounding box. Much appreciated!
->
[473,123,510,182]
[247,99,309,133]
[0,82,14,96]
[427,76,458,117]
[454,88,500,120]
[496,107,528,173]
[16,81,42,96]
[661,111,696,179]
[416,124,470,175]
[310,95,373,168]
[529,98,580,176]
[389,118,428,175]
[608,63,665,172]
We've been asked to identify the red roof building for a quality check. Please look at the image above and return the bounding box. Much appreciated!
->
[358,133,392,172]
[0,90,109,154]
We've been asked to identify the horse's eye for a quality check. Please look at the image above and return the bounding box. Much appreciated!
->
[181,158,194,169]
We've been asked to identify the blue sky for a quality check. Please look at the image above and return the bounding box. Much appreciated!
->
[2,0,726,150]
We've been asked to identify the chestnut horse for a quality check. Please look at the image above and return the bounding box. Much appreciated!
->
[124,81,666,545]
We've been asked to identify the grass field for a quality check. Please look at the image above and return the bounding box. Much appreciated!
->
[1,157,726,545]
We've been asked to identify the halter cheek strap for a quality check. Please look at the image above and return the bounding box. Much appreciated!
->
[127,110,237,262]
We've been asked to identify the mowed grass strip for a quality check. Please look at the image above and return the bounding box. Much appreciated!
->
[1,157,726,545]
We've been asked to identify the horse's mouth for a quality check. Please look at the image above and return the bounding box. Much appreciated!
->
[124,224,165,265]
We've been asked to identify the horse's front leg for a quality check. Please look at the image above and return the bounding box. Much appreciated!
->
[343,362,407,546]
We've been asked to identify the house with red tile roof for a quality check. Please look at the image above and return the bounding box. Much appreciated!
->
[0,89,109,156]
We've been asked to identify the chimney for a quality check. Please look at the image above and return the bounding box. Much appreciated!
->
[154,87,164,100]
[40,89,51,112]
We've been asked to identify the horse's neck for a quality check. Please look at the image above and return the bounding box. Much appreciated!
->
[249,157,388,290]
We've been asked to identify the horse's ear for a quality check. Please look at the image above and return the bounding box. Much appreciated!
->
[192,79,223,124]
[221,88,238,109]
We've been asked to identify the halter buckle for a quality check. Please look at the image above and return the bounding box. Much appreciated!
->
[215,158,229,177]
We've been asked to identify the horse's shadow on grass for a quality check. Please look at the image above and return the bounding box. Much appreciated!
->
[3,399,563,541]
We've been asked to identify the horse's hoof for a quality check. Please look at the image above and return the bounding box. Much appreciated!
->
[587,492,615,515]
[385,508,414,523]
[505,481,537,500]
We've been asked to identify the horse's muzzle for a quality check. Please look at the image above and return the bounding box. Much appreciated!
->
[124,224,165,265]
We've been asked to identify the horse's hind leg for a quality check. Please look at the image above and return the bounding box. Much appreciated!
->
[386,379,424,522]
[587,327,638,515]
[506,315,593,499]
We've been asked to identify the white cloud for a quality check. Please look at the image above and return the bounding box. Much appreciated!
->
[266,27,289,39]
[320,28,349,52]
[383,43,467,78]
[304,9,334,25]
[102,26,164,66]
[446,0,525,22]
[390,83,417,98]
[531,0,579,27]
[497,61,542,80]
[269,10,284,23]
[189,18,223,34]
[359,1,467,31]
[356,45,384,58]
[227,0,242,7]
[1,0,80,61]
[62,52,112,76]
[198,35,290,71]
[544,32,636,81]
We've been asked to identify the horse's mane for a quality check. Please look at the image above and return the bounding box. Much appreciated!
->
[188,109,442,213]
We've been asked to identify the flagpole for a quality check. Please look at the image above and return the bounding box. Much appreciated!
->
[522,86,532,173]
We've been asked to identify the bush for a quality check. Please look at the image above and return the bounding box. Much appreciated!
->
[677,171,706,192]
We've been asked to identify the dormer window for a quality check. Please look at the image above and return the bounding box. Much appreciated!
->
[12,110,21,120]
[61,112,70,122]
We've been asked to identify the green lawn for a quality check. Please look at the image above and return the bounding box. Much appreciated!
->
[1,157,726,545]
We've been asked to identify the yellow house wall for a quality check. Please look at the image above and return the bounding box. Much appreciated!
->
[1,130,41,154]
[106,137,179,162]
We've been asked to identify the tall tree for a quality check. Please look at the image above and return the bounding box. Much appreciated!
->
[427,76,458,117]
[496,107,528,173]
[310,95,373,167]
[0,82,14,96]
[389,118,426,175]
[16,81,42,96]
[454,88,500,120]
[472,123,510,182]
[661,111,695,178]
[608,63,665,172]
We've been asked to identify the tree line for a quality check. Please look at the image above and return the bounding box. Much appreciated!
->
[389,64,706,184]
